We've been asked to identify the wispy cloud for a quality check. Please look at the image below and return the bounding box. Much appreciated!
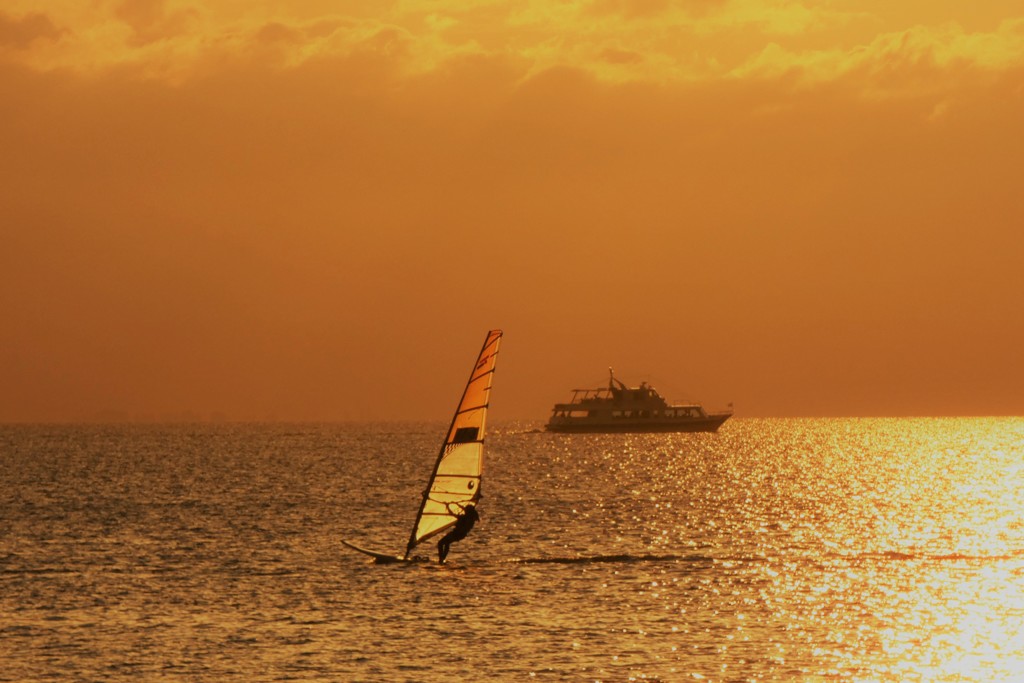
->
[0,11,64,49]
[4,2,1022,90]
[734,19,1024,95]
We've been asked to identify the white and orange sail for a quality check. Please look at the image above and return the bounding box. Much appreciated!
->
[403,329,502,559]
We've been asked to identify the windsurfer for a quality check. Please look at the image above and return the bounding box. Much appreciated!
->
[437,503,479,564]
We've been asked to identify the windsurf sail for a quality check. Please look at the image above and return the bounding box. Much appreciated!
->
[404,329,502,559]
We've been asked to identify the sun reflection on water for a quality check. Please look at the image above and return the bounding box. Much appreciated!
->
[559,418,1024,680]
[749,418,1024,681]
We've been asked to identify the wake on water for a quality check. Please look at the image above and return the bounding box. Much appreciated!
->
[351,548,1024,567]
[345,550,716,566]
[508,553,714,565]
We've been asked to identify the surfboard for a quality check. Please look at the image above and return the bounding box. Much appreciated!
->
[342,539,408,564]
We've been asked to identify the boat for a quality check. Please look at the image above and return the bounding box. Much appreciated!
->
[545,368,731,433]
[343,329,503,563]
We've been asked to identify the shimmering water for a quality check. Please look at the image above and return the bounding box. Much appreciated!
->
[2,419,1022,681]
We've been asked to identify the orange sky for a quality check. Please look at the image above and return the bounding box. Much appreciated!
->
[2,1,1023,421]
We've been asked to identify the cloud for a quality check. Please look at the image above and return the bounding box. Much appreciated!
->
[600,46,644,65]
[114,0,199,46]
[692,0,832,36]
[3,2,1023,94]
[586,0,674,20]
[0,11,63,49]
[735,19,1024,95]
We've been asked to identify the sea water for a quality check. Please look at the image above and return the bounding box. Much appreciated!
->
[1,419,1022,682]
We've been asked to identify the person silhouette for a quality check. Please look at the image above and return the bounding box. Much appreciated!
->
[437,502,480,564]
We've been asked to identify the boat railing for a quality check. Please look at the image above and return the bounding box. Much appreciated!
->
[570,388,612,403]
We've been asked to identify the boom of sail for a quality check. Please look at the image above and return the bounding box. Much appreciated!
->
[404,329,502,559]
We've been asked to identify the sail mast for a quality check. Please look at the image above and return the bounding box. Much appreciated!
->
[404,329,502,559]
